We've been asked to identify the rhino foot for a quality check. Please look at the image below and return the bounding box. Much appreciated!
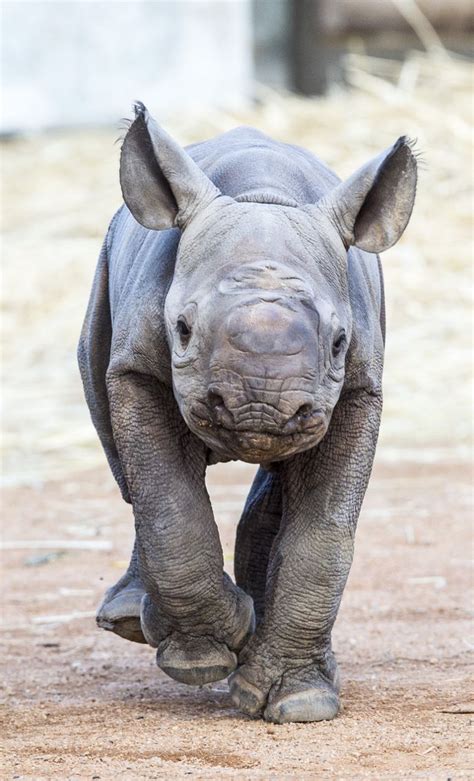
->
[156,634,238,685]
[229,660,340,724]
[140,590,255,685]
[96,578,147,644]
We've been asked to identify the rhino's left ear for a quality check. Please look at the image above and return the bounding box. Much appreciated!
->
[316,137,418,253]
[120,102,222,231]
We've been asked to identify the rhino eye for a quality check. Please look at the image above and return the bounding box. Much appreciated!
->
[332,331,346,357]
[176,317,191,346]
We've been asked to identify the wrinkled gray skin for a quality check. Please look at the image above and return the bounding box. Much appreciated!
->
[78,103,417,723]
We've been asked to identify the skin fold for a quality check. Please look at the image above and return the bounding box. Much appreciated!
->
[78,103,417,723]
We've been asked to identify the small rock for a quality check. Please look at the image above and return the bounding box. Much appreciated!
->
[24,551,64,567]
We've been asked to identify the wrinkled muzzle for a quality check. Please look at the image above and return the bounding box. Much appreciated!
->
[183,298,330,463]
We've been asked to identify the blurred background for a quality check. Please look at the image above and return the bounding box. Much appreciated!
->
[1,0,472,485]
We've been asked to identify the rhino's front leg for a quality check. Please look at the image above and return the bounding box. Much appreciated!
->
[230,390,382,722]
[107,371,254,684]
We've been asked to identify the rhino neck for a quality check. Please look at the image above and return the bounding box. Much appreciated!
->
[234,190,299,207]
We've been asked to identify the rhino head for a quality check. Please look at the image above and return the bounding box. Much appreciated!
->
[120,104,417,464]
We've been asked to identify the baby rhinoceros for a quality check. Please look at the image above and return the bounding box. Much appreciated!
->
[78,103,417,723]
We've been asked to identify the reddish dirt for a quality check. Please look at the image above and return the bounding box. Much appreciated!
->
[2,458,472,779]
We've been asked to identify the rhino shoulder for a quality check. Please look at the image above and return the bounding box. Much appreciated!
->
[106,206,179,383]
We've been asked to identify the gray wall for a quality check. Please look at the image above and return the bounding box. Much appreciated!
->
[1,0,253,132]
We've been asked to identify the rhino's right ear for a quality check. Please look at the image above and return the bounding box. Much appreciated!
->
[120,102,221,231]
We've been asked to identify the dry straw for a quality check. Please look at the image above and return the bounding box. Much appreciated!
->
[2,50,472,485]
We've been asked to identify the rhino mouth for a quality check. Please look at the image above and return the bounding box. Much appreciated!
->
[190,399,325,434]
[188,409,327,462]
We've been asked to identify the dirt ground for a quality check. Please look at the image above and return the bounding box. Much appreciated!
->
[1,455,472,780]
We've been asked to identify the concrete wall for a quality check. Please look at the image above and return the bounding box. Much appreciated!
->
[1,0,253,132]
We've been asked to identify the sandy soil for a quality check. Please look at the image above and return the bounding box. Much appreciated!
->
[1,456,472,780]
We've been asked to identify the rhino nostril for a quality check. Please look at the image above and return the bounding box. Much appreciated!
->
[295,403,314,420]
[207,390,234,427]
[208,391,226,411]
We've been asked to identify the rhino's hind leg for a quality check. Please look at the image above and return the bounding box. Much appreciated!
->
[234,468,282,624]
[96,539,147,644]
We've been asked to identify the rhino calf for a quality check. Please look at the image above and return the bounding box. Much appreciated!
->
[78,103,417,723]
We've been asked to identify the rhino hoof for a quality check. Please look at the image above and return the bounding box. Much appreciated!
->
[96,583,147,644]
[228,670,266,716]
[264,675,340,724]
[156,634,238,685]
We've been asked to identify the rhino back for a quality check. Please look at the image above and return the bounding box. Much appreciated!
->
[187,126,340,204]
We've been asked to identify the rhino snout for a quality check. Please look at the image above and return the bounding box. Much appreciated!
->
[206,387,321,435]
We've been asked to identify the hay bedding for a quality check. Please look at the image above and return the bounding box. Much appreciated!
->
[1,52,472,484]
